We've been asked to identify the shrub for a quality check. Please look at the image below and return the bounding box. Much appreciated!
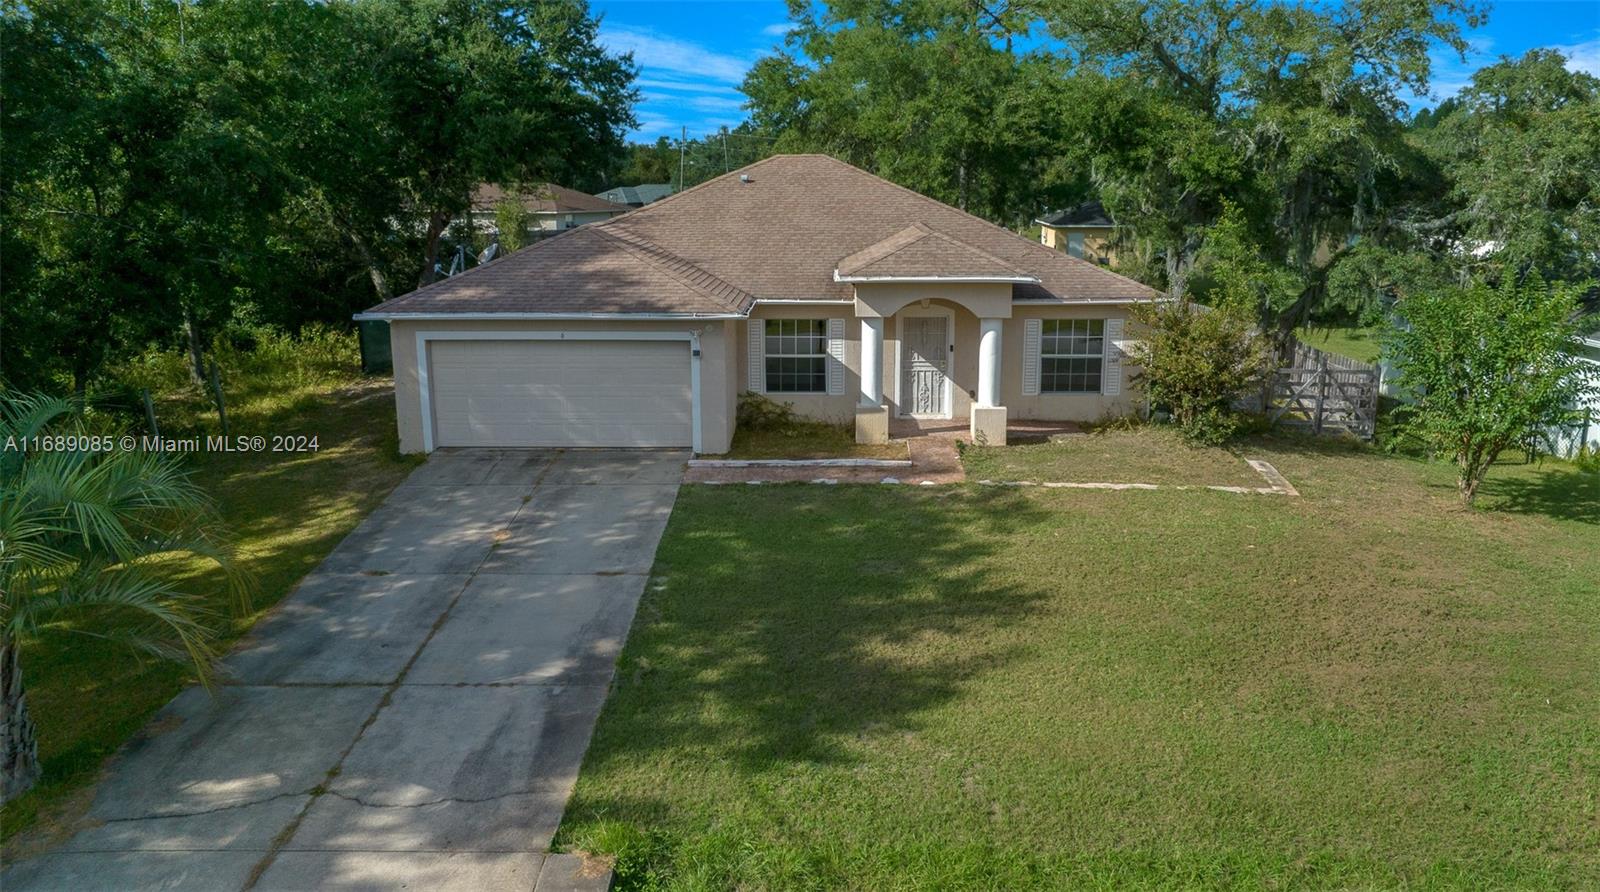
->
[1129,298,1276,445]
[1129,203,1280,446]
[736,393,799,432]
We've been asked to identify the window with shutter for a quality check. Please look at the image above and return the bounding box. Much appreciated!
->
[1040,319,1105,393]
[763,319,829,393]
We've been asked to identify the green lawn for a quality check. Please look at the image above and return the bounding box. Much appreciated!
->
[556,436,1599,889]
[962,426,1265,486]
[1296,325,1384,364]
[3,355,419,844]
[725,419,908,460]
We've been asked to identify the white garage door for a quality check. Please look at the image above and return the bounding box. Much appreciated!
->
[428,339,692,448]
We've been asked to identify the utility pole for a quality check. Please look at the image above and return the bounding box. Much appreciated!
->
[679,126,686,191]
[722,131,729,172]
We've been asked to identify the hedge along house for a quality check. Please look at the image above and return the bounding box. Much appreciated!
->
[357,155,1158,453]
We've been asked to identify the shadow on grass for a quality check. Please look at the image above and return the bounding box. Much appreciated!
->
[1479,465,1599,524]
[580,485,1055,773]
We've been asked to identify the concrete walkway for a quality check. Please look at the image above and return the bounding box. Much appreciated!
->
[3,449,685,891]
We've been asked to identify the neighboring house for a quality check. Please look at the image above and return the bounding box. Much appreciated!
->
[358,155,1156,454]
[466,183,631,234]
[1036,201,1117,265]
[594,183,674,207]
[1556,329,1600,457]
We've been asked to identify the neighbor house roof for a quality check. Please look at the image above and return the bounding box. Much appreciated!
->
[365,155,1156,317]
[1037,200,1114,229]
[471,183,631,215]
[835,223,1037,283]
[595,184,674,207]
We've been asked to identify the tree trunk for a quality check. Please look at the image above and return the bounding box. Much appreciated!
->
[417,210,452,288]
[349,232,393,301]
[2,638,41,803]
[183,307,207,386]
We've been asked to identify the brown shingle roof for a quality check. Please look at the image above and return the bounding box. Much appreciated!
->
[365,155,1156,316]
[836,223,1036,281]
[471,183,631,215]
[362,226,752,317]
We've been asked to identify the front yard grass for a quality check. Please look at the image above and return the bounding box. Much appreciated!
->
[724,418,907,460]
[557,437,1599,889]
[2,360,419,844]
[962,425,1265,486]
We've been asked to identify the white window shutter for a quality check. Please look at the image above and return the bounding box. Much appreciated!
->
[1022,318,1042,396]
[826,318,845,395]
[747,320,764,393]
[1103,317,1124,396]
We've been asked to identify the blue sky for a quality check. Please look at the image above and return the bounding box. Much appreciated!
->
[592,0,1600,142]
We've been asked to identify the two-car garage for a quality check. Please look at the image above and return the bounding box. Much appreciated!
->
[418,333,698,450]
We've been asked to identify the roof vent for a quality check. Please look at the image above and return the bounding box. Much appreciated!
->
[740,174,752,183]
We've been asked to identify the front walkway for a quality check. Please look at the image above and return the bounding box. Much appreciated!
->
[3,449,684,891]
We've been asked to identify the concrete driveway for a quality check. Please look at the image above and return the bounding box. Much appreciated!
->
[3,449,685,891]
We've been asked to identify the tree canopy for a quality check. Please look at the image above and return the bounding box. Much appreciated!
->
[1,0,636,392]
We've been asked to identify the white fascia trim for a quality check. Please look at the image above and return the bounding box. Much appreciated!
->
[356,311,746,321]
[414,328,703,454]
[832,271,1040,284]
[1011,297,1152,305]
[753,298,855,305]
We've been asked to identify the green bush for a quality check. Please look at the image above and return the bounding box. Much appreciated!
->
[735,393,799,432]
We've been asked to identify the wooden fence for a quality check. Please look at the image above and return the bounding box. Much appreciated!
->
[1265,341,1381,440]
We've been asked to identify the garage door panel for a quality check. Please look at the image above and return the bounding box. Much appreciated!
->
[429,339,691,448]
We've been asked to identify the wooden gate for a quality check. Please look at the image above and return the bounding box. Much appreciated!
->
[1267,341,1380,440]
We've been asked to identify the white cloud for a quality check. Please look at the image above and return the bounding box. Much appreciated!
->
[635,77,741,95]
[761,22,796,37]
[601,24,755,85]
[1551,32,1600,77]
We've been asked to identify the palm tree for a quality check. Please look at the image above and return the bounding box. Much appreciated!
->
[1,392,251,802]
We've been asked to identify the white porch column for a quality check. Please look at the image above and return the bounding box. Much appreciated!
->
[977,317,1003,407]
[859,317,884,406]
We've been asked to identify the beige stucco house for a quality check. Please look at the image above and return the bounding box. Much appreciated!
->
[359,155,1157,454]
[1037,200,1118,265]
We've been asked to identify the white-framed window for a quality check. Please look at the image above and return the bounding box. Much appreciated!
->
[764,319,828,393]
[1040,319,1104,393]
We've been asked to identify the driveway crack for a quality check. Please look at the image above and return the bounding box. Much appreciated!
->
[241,453,564,890]
[319,788,545,809]
[97,790,314,823]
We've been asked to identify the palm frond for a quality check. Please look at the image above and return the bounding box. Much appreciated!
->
[8,565,221,687]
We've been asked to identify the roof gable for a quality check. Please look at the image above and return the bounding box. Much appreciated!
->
[836,223,1036,282]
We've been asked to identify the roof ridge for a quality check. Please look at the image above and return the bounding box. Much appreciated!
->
[809,155,1155,295]
[594,227,755,314]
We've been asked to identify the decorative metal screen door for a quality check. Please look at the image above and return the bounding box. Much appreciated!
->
[901,315,949,417]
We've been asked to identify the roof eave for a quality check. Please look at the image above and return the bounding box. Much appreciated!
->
[352,311,749,322]
[833,271,1040,284]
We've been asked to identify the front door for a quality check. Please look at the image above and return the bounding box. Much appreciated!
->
[900,314,950,418]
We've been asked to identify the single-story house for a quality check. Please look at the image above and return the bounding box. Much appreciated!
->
[594,183,674,208]
[1036,200,1117,265]
[358,155,1157,454]
[466,183,632,234]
